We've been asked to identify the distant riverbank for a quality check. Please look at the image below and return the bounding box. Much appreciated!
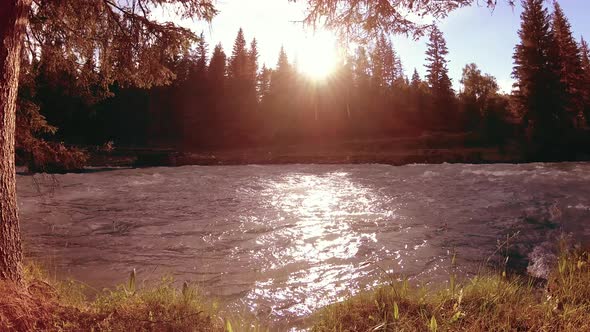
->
[89,134,527,169]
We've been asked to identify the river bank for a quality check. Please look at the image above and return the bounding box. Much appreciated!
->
[92,135,525,169]
[3,246,589,331]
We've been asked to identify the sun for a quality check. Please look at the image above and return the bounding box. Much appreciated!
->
[296,29,340,81]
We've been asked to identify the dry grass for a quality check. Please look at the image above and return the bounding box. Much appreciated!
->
[0,264,223,331]
[2,246,589,331]
[312,248,590,332]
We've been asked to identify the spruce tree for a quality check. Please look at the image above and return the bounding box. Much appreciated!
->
[512,0,568,157]
[371,37,385,90]
[354,47,371,89]
[248,39,259,85]
[228,28,251,134]
[195,32,208,76]
[353,46,371,120]
[258,64,272,102]
[411,68,422,88]
[229,28,248,81]
[247,39,260,106]
[581,37,590,74]
[425,25,454,128]
[209,44,227,86]
[580,37,590,126]
[208,43,227,123]
[552,1,585,128]
[374,34,402,88]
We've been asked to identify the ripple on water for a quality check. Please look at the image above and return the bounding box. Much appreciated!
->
[16,162,590,328]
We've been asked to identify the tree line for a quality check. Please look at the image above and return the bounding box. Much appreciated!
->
[14,26,506,158]
[17,1,590,168]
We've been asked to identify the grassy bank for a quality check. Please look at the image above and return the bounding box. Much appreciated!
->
[312,248,590,331]
[0,264,223,331]
[2,247,589,331]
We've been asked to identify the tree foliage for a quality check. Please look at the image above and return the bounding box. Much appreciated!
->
[294,0,515,39]
[512,0,570,158]
[551,1,585,127]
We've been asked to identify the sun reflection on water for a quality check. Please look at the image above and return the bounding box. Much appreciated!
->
[245,172,394,321]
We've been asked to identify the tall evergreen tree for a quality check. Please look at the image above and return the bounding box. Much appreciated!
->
[195,32,209,76]
[227,28,252,135]
[411,68,422,88]
[352,46,371,124]
[425,25,455,128]
[512,0,569,157]
[247,38,260,107]
[425,25,453,97]
[209,44,227,87]
[269,46,293,102]
[267,47,296,138]
[580,37,590,126]
[208,43,227,124]
[258,64,272,102]
[248,39,260,86]
[581,37,590,74]
[353,46,371,88]
[276,46,291,73]
[552,1,585,128]
[371,37,386,90]
[229,28,248,80]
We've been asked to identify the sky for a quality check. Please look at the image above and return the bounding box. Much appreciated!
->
[185,0,590,93]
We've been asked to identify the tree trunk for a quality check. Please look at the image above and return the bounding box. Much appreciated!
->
[0,0,31,282]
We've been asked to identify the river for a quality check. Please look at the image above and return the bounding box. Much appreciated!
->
[16,163,590,329]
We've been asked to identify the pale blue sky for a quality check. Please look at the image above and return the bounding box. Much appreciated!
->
[191,1,590,93]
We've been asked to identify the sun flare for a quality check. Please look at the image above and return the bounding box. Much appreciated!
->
[296,29,340,81]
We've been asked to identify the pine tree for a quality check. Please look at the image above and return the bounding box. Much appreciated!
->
[276,46,290,73]
[208,43,227,123]
[247,38,260,106]
[580,37,590,126]
[425,25,455,128]
[195,32,208,75]
[371,34,403,90]
[269,46,292,99]
[512,0,569,157]
[267,47,296,138]
[229,28,248,80]
[425,25,453,97]
[581,37,590,74]
[411,68,422,88]
[352,46,371,122]
[258,64,271,102]
[354,46,371,88]
[209,43,226,85]
[371,38,385,90]
[552,1,585,128]
[248,38,259,85]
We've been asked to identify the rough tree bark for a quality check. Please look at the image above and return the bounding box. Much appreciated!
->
[0,0,32,282]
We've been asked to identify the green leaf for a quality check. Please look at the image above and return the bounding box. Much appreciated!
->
[450,310,463,323]
[429,315,438,332]
[128,268,136,294]
[393,301,399,320]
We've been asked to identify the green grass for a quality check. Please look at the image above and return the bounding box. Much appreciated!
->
[312,247,590,331]
[0,264,224,331]
[3,245,590,331]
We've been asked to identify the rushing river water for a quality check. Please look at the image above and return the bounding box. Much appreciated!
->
[17,163,590,328]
